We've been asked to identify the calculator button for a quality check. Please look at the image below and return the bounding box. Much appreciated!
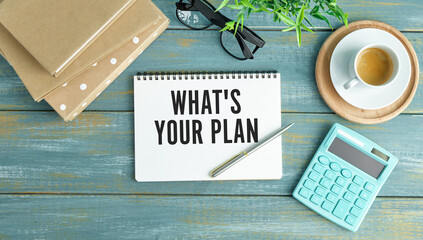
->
[330,162,341,172]
[335,176,346,187]
[331,185,342,195]
[319,178,331,189]
[318,155,330,165]
[350,206,361,217]
[345,215,357,226]
[324,170,336,180]
[308,171,320,182]
[326,193,337,203]
[322,201,334,212]
[315,186,326,197]
[355,198,366,209]
[332,199,349,219]
[352,176,364,186]
[364,182,375,192]
[343,192,355,203]
[359,190,370,201]
[299,188,312,198]
[312,163,325,173]
[341,169,352,178]
[310,194,323,205]
[303,179,314,190]
[348,183,360,194]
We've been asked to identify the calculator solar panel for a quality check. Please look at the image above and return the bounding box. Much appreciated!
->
[328,137,385,178]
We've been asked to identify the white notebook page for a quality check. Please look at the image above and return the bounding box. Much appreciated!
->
[134,73,282,182]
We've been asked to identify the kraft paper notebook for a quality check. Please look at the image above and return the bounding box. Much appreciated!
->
[134,72,282,182]
[45,16,169,121]
[0,0,134,76]
[0,0,163,102]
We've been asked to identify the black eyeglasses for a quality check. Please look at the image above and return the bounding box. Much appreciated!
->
[175,0,265,60]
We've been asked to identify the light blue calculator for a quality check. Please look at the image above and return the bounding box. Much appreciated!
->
[293,123,398,232]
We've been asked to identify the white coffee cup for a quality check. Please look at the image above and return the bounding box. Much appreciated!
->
[343,43,400,90]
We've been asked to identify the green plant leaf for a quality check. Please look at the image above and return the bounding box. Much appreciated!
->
[311,12,332,29]
[304,16,315,30]
[246,6,252,17]
[234,19,241,35]
[296,2,307,26]
[220,25,231,32]
[296,25,302,47]
[275,11,295,26]
[241,0,256,9]
[258,2,271,13]
[310,5,319,14]
[274,12,280,22]
[344,13,349,27]
[251,8,264,13]
[220,21,235,32]
[218,0,348,47]
[215,0,230,12]
[300,23,313,32]
[326,10,336,17]
[226,4,243,10]
[260,1,273,12]
[281,25,296,32]
[338,9,349,27]
[327,1,348,26]
[274,0,282,11]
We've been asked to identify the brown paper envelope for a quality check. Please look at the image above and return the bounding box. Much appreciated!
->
[44,17,169,121]
[58,0,161,86]
[0,0,162,102]
[0,0,135,76]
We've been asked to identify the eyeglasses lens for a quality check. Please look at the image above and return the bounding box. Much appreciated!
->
[221,30,257,60]
[176,0,261,60]
[176,8,212,30]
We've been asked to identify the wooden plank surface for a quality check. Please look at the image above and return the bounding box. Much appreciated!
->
[0,30,421,113]
[158,0,423,31]
[1,111,422,196]
[1,195,422,239]
[1,0,423,238]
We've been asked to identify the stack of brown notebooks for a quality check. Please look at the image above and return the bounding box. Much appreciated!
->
[0,0,169,121]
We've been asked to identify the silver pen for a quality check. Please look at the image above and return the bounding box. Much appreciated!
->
[210,122,295,178]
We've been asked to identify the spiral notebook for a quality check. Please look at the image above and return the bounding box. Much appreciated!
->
[134,72,282,182]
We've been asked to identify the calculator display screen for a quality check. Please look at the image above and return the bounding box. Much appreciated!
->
[328,137,385,178]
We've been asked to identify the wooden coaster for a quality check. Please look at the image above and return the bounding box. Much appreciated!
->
[315,20,419,124]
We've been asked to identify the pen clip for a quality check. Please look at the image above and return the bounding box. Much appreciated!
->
[215,152,243,168]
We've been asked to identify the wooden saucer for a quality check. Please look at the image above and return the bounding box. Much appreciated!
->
[315,20,419,124]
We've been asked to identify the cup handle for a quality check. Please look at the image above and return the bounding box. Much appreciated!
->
[343,77,359,90]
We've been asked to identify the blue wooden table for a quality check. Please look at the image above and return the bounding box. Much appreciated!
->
[1,0,422,239]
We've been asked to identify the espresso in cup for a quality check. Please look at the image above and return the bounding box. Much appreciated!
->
[356,48,394,86]
[343,43,400,90]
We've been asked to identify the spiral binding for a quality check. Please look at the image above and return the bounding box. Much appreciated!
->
[135,71,278,81]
